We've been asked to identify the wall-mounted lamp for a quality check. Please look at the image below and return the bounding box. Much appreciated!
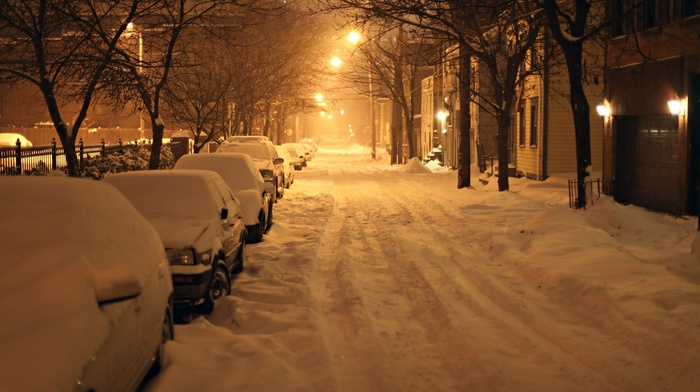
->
[596,103,610,117]
[668,99,682,116]
[437,111,448,121]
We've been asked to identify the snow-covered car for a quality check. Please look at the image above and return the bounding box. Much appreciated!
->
[0,177,174,392]
[283,142,309,168]
[224,135,270,143]
[299,138,318,153]
[274,144,295,188]
[300,143,314,160]
[174,153,272,243]
[0,132,32,147]
[104,170,247,315]
[217,139,285,203]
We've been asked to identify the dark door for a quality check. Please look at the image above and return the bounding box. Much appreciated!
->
[614,115,681,214]
[687,73,700,216]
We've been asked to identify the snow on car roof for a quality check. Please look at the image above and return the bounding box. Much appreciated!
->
[0,132,32,146]
[0,177,165,391]
[174,153,264,192]
[104,170,226,220]
[217,141,272,160]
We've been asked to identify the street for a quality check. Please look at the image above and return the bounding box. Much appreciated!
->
[145,143,700,392]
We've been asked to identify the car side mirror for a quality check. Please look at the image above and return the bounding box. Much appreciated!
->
[274,157,284,165]
[92,265,142,305]
[220,207,229,220]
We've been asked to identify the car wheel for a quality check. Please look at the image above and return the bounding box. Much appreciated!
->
[195,266,230,315]
[277,178,284,200]
[233,239,245,274]
[267,203,274,227]
[247,221,263,243]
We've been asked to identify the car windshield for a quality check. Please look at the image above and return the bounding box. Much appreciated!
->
[219,142,271,160]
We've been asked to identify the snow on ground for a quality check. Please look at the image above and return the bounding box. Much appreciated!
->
[144,142,700,392]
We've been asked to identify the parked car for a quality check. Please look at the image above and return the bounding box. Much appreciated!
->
[282,143,306,170]
[299,138,318,153]
[0,132,32,147]
[274,144,295,188]
[300,142,314,160]
[0,177,174,392]
[283,142,310,168]
[224,135,270,143]
[217,139,285,202]
[104,170,246,315]
[174,153,272,243]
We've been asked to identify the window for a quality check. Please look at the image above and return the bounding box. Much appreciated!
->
[638,0,669,29]
[528,45,539,70]
[529,97,539,147]
[681,0,700,17]
[519,104,526,147]
[612,0,633,36]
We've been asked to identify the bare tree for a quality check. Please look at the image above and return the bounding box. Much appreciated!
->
[0,0,153,177]
[538,0,607,208]
[162,34,236,152]
[320,0,545,190]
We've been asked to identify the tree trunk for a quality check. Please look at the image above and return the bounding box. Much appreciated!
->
[262,102,272,139]
[149,120,165,170]
[497,113,511,191]
[457,49,471,189]
[541,0,592,207]
[40,82,79,177]
[567,53,592,208]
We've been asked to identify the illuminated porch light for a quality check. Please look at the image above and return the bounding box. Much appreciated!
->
[315,93,324,101]
[596,104,610,117]
[437,111,448,120]
[668,99,681,116]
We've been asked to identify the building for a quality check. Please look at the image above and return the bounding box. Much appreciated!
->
[604,0,700,215]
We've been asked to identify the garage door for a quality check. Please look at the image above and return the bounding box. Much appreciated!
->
[614,115,681,214]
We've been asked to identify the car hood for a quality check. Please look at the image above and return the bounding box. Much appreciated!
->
[147,217,221,252]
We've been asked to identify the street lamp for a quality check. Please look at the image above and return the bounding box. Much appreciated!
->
[126,22,144,137]
[346,30,376,159]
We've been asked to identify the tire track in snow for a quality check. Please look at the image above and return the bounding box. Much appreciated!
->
[377,175,679,391]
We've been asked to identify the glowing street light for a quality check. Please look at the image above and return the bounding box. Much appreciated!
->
[315,93,324,101]
[347,31,361,44]
[331,56,342,68]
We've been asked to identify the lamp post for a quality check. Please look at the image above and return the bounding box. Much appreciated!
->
[127,22,144,138]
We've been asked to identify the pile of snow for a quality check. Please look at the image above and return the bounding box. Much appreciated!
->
[399,157,431,173]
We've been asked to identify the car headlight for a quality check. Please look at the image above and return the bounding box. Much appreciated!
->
[260,170,274,181]
[166,248,212,265]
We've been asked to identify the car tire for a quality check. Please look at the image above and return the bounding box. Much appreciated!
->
[232,239,245,274]
[247,219,264,244]
[195,265,230,315]
[267,203,273,228]
[277,178,284,200]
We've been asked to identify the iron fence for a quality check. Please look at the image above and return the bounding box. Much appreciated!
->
[568,178,614,209]
[0,138,139,175]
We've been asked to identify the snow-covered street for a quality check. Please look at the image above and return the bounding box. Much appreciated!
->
[144,143,700,392]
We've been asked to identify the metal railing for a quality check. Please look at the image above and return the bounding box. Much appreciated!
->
[568,178,614,209]
[0,138,133,175]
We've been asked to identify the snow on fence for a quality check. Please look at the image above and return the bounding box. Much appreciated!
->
[0,138,181,175]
